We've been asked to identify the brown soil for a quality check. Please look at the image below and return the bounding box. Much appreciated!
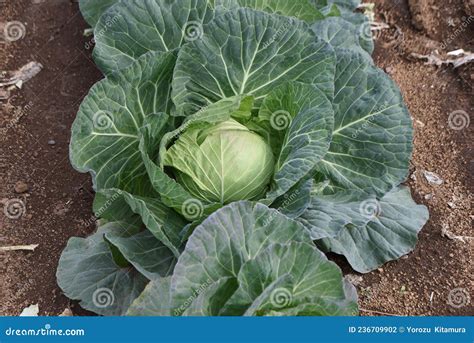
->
[0,0,472,316]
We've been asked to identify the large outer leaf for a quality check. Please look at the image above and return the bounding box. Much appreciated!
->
[316,49,413,196]
[271,177,313,218]
[105,229,176,280]
[93,0,213,75]
[79,0,119,27]
[127,277,173,316]
[221,242,358,316]
[57,222,148,316]
[120,192,187,256]
[258,82,334,199]
[215,0,324,22]
[297,190,375,240]
[170,201,312,313]
[126,201,356,316]
[312,17,372,57]
[319,186,429,273]
[172,8,336,116]
[70,51,175,195]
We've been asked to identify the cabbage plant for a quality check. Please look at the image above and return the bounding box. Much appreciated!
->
[57,0,429,316]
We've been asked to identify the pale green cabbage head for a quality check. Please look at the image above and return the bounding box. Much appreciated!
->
[163,119,274,204]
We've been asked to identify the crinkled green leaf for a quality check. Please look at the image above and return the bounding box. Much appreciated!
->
[315,49,413,196]
[57,222,148,316]
[172,8,335,116]
[258,82,334,199]
[298,190,375,240]
[264,278,359,316]
[221,242,358,315]
[127,277,172,316]
[319,186,429,273]
[182,277,238,316]
[170,201,312,313]
[79,0,119,27]
[215,0,324,22]
[93,184,188,257]
[272,177,313,218]
[312,17,372,57]
[93,0,213,74]
[93,189,140,224]
[70,51,175,195]
[106,229,177,280]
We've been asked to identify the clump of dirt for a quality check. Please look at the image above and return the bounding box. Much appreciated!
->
[1,0,472,316]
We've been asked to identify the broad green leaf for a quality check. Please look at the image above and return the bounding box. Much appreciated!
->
[271,177,313,218]
[315,49,413,196]
[172,8,336,116]
[170,201,312,313]
[319,186,429,273]
[120,192,187,257]
[93,189,140,224]
[127,277,172,316]
[159,95,254,151]
[221,242,358,315]
[56,222,148,315]
[93,0,213,75]
[79,0,119,27]
[70,51,175,195]
[298,190,375,240]
[309,0,360,11]
[215,0,324,22]
[105,229,177,280]
[263,278,358,316]
[258,82,334,199]
[182,277,238,316]
[309,0,372,46]
[312,17,372,57]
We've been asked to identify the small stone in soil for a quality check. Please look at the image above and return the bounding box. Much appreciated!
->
[423,170,443,185]
[48,139,56,145]
[14,181,29,193]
